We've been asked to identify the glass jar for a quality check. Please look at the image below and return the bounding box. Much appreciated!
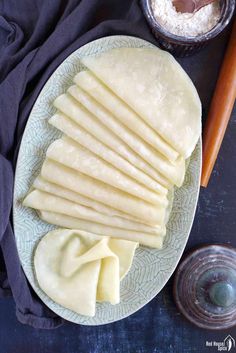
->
[141,0,235,56]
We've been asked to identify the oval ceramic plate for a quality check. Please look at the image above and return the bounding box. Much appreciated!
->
[13,36,201,325]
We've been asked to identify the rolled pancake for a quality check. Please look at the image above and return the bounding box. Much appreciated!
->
[54,93,171,189]
[39,211,165,248]
[68,86,185,187]
[41,159,165,225]
[49,113,167,195]
[33,176,147,223]
[34,229,138,316]
[24,189,166,231]
[73,72,179,162]
[81,47,201,158]
[46,137,168,206]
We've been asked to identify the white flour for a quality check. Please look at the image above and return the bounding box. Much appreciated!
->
[151,0,221,37]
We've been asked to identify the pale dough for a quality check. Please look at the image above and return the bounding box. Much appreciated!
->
[39,211,165,248]
[68,86,185,187]
[73,71,179,162]
[22,47,203,318]
[46,137,168,206]
[41,159,165,225]
[23,189,165,231]
[54,93,171,189]
[34,229,138,316]
[33,176,149,223]
[49,113,167,195]
[81,47,201,158]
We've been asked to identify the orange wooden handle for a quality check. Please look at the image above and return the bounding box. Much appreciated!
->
[201,18,236,187]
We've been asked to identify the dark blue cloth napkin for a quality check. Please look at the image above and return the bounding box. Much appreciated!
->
[0,0,155,329]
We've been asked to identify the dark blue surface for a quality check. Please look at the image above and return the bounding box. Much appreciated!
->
[1,3,236,353]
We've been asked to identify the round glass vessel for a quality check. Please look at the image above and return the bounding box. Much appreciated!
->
[173,244,236,330]
[141,0,235,56]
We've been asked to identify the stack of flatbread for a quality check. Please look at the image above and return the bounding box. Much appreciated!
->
[24,47,201,249]
[23,47,201,316]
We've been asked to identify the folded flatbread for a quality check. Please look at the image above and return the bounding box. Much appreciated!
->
[24,189,165,232]
[67,86,185,186]
[41,159,165,225]
[54,93,171,189]
[34,229,138,316]
[49,113,167,195]
[73,71,179,162]
[39,211,165,248]
[46,137,168,206]
[81,47,201,158]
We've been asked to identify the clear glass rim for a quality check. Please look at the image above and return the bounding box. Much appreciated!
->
[141,0,235,44]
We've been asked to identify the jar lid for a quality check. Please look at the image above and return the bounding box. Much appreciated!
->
[173,244,236,329]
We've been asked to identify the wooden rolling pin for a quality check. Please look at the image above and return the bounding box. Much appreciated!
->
[201,18,236,187]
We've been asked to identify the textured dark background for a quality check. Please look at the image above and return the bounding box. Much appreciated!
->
[0,22,236,353]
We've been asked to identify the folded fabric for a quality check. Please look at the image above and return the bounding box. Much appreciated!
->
[0,0,156,328]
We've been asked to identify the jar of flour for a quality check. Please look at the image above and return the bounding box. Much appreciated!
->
[141,0,235,56]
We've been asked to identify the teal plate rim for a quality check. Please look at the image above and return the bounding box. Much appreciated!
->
[13,35,202,325]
